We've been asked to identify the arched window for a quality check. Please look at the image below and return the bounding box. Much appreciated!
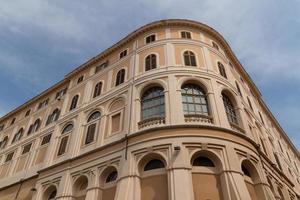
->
[141,86,165,120]
[33,119,41,132]
[115,69,125,86]
[183,51,197,66]
[218,62,227,78]
[106,171,118,183]
[0,136,8,149]
[12,128,24,143]
[145,54,157,71]
[192,156,215,167]
[242,165,251,177]
[48,190,57,200]
[44,186,57,200]
[93,82,102,98]
[46,109,60,125]
[85,111,101,145]
[235,81,242,97]
[144,159,165,171]
[222,93,238,124]
[73,176,88,200]
[70,95,79,111]
[247,97,253,111]
[181,84,209,115]
[58,123,73,156]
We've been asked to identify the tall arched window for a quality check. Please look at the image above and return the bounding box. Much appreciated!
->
[183,51,197,66]
[115,69,125,86]
[46,109,60,125]
[93,82,102,98]
[100,167,118,200]
[141,86,165,120]
[58,123,73,156]
[12,128,24,143]
[218,62,227,78]
[0,136,8,149]
[241,162,259,200]
[33,119,41,132]
[70,95,79,110]
[106,171,118,183]
[145,54,157,71]
[85,111,101,145]
[222,93,238,124]
[181,84,209,115]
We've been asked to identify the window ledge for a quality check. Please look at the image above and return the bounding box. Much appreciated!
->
[184,114,213,124]
[138,117,165,129]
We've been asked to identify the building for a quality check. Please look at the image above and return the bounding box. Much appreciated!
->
[0,19,299,200]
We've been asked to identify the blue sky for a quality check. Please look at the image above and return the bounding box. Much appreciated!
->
[0,0,299,149]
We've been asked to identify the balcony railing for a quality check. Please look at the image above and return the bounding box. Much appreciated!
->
[138,117,166,129]
[184,114,213,124]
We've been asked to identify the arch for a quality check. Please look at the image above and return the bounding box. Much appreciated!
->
[178,77,210,94]
[183,50,197,66]
[87,111,101,122]
[33,119,41,132]
[43,185,57,200]
[145,53,157,71]
[141,86,165,121]
[70,94,79,110]
[241,159,261,200]
[138,153,168,200]
[190,150,223,200]
[108,98,125,113]
[115,68,126,86]
[73,175,89,200]
[181,83,209,116]
[138,80,167,99]
[62,123,74,134]
[99,166,118,200]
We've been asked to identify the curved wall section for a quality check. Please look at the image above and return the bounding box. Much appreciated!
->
[0,19,299,200]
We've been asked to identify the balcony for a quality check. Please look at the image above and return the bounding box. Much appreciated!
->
[138,117,166,129]
[184,114,213,124]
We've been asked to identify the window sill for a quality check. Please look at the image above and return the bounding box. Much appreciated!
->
[138,117,165,129]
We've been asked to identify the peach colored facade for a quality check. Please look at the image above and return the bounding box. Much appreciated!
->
[0,19,299,200]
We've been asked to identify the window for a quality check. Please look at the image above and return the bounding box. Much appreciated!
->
[181,84,209,115]
[141,86,165,120]
[55,88,67,100]
[115,69,125,86]
[11,118,16,125]
[70,95,79,110]
[146,34,156,44]
[145,54,157,71]
[22,143,32,154]
[218,62,227,78]
[57,136,69,156]
[77,75,84,84]
[193,156,215,167]
[144,159,165,171]
[212,41,219,50]
[62,124,73,134]
[222,93,238,124]
[33,119,41,132]
[46,109,60,125]
[106,171,118,183]
[5,152,14,162]
[235,81,242,97]
[12,128,24,143]
[183,51,197,66]
[95,60,109,73]
[85,111,101,145]
[111,113,121,133]
[181,31,191,39]
[119,49,127,59]
[0,136,8,149]
[41,134,52,145]
[93,82,102,98]
[242,165,251,177]
[48,190,57,200]
[25,109,31,117]
[38,99,49,110]
[247,97,253,110]
[259,112,264,124]
[0,124,4,131]
[274,153,282,171]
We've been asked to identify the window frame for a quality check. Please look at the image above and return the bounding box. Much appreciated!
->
[119,49,128,59]
[145,34,156,44]
[115,69,126,86]
[180,31,192,39]
[145,54,157,71]
[183,50,197,67]
[70,95,79,111]
[222,93,238,125]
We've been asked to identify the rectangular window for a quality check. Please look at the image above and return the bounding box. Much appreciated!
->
[22,143,32,154]
[77,75,84,84]
[5,152,14,162]
[57,136,69,156]
[41,134,52,146]
[85,123,96,144]
[95,60,109,73]
[181,31,191,39]
[119,50,128,59]
[146,34,156,44]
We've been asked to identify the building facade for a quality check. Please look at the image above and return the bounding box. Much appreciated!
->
[0,19,299,200]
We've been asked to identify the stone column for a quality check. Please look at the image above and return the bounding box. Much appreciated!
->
[85,170,102,200]
[56,172,73,200]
